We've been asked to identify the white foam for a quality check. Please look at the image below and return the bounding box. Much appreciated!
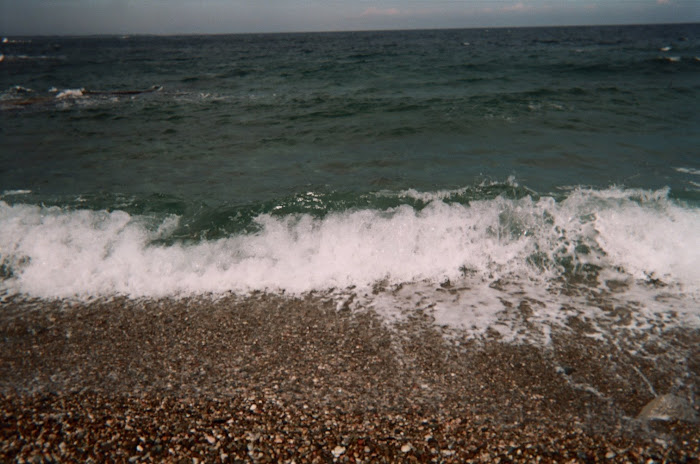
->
[55,88,85,99]
[0,187,698,339]
[0,38,30,44]
[389,176,530,203]
[1,190,32,197]
[593,197,699,283]
[675,167,700,176]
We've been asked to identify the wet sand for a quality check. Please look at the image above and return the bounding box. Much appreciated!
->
[1,294,698,462]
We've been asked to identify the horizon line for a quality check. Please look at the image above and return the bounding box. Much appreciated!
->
[3,21,698,39]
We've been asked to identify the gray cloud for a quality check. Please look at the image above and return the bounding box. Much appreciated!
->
[1,0,698,36]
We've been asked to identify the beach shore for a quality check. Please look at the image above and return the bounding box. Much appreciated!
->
[1,294,697,462]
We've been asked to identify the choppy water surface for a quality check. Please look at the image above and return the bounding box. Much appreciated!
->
[1,24,699,341]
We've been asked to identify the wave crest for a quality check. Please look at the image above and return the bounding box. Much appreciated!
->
[0,187,697,300]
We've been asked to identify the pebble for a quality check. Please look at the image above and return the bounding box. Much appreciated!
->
[1,294,698,462]
[637,394,698,423]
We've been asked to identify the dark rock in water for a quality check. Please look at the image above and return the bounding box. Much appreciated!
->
[637,394,698,423]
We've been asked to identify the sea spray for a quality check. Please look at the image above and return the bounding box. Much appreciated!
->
[1,186,697,341]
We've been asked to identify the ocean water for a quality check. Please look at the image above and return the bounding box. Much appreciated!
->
[1,24,699,341]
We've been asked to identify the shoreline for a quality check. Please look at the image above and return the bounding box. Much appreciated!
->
[1,294,698,461]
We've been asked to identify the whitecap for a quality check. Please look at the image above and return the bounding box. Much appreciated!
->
[1,190,32,197]
[55,88,85,99]
[675,167,700,176]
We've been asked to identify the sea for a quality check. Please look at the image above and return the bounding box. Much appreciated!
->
[1,24,699,342]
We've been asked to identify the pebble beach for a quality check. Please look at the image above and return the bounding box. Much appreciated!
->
[1,294,697,462]
[3,23,700,464]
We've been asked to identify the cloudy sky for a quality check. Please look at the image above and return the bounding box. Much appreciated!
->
[1,0,698,36]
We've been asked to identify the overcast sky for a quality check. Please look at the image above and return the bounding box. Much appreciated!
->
[1,0,698,36]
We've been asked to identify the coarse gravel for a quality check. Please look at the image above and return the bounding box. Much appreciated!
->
[1,293,698,462]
